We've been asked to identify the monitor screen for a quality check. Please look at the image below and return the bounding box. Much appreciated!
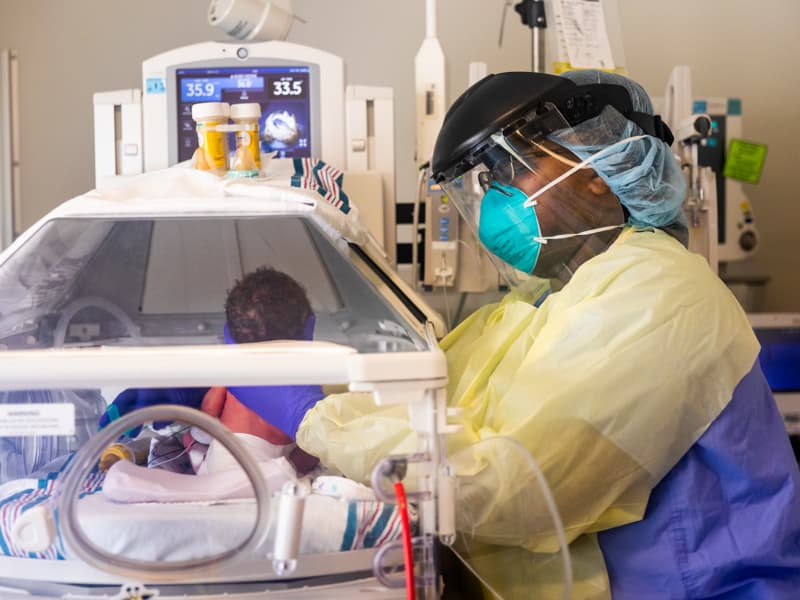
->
[175,66,312,163]
[754,327,800,393]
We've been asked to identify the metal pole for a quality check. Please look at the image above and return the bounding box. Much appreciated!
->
[514,0,547,73]
[0,50,18,249]
[532,23,546,73]
[425,0,436,38]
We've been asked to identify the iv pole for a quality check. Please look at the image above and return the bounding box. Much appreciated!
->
[514,0,547,73]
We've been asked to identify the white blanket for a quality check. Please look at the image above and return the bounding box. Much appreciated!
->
[77,460,400,562]
[77,492,373,561]
[102,456,297,503]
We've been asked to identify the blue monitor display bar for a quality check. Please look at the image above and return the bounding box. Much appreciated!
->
[176,65,312,162]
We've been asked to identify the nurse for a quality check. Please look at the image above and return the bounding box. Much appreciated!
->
[245,70,800,598]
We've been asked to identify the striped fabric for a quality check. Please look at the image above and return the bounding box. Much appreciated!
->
[291,157,426,281]
[0,457,104,560]
[339,499,414,552]
[291,158,351,214]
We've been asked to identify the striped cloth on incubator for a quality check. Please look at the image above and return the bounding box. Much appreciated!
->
[339,499,411,551]
[0,458,105,559]
[290,158,351,214]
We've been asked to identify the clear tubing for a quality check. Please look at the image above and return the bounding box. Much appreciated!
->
[370,453,433,503]
[484,437,574,600]
[523,441,573,600]
[56,405,272,582]
[444,437,574,599]
[373,535,436,592]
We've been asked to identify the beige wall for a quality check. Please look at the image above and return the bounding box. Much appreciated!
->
[1,0,797,310]
[615,0,800,312]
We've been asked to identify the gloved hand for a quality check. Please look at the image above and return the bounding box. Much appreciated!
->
[226,383,324,441]
[98,388,208,436]
[222,319,323,440]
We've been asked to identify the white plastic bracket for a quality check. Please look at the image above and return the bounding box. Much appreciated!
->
[349,378,446,407]
[271,479,310,575]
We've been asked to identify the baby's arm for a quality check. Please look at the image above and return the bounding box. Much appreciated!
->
[200,386,227,418]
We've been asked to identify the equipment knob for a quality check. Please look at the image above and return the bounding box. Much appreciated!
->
[739,230,758,252]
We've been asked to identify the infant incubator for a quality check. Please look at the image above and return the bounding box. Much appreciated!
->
[0,169,453,599]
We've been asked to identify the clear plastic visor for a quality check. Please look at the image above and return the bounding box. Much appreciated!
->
[440,107,624,283]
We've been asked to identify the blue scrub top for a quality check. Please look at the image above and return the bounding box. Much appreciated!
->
[599,361,800,598]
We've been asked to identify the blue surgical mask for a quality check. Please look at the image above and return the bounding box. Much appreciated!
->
[478,182,543,274]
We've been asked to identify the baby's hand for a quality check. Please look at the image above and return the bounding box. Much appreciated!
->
[288,446,320,475]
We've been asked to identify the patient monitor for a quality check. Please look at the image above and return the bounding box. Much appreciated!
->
[141,41,343,171]
[93,41,398,263]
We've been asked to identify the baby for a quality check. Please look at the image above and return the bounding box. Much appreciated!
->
[99,267,321,476]
[193,387,320,475]
[189,266,322,475]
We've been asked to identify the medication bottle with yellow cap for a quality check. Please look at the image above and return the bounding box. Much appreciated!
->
[98,439,150,472]
[229,103,262,178]
[191,101,231,174]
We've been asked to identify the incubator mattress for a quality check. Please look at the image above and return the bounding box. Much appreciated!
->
[0,466,405,561]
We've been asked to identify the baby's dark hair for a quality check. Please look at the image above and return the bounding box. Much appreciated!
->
[225,267,312,343]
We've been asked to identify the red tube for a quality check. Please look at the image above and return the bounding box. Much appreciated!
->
[393,480,416,600]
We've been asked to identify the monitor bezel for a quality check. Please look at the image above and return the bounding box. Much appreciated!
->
[142,42,345,173]
[166,57,321,166]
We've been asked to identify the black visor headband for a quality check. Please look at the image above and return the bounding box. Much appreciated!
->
[434,80,674,183]
[522,83,674,146]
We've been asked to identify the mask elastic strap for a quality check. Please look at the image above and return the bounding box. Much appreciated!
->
[533,223,624,245]
[490,133,537,175]
[523,135,648,208]
[530,141,587,169]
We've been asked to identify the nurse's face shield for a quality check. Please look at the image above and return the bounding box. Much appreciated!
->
[440,104,625,283]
